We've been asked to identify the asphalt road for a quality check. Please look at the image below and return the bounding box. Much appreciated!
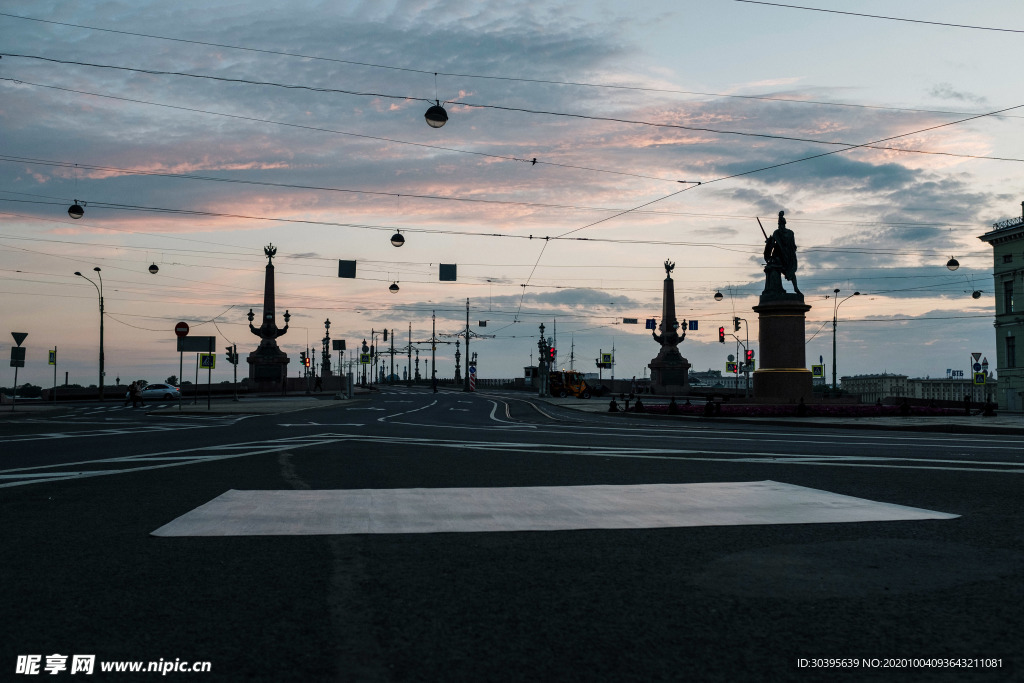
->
[1,388,1021,681]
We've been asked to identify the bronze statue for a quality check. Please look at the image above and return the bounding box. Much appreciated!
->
[763,211,800,295]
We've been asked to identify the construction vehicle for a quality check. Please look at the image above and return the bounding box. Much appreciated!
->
[549,370,591,399]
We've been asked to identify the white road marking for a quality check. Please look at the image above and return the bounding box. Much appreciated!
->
[151,481,958,537]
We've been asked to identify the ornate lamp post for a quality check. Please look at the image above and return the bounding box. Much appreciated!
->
[832,289,860,391]
[322,318,331,378]
[74,267,105,400]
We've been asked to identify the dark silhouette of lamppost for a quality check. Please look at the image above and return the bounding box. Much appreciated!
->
[832,289,860,391]
[75,267,105,400]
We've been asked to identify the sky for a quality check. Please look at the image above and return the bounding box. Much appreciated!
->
[1,0,1021,390]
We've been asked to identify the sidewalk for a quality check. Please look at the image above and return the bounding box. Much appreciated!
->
[537,395,1024,435]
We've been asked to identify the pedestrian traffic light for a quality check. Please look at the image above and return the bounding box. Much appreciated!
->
[733,317,741,332]
[719,326,725,343]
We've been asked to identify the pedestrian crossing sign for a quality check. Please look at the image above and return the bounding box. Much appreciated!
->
[812,364,825,378]
[199,353,216,369]
[973,372,986,385]
[360,353,371,364]
[48,349,56,365]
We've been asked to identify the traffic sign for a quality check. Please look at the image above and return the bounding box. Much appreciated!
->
[11,332,27,347]
[360,353,371,364]
[812,364,825,378]
[973,363,982,372]
[469,365,477,375]
[10,347,26,367]
[972,352,981,362]
[973,372,986,385]
[177,335,215,353]
[199,353,216,369]
[726,361,738,374]
[175,322,190,338]
[48,350,56,366]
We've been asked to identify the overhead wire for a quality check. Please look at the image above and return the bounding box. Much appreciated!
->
[2,11,1020,118]
[733,1,1024,33]
[6,55,1022,165]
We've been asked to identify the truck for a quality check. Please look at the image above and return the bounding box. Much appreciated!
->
[549,370,592,399]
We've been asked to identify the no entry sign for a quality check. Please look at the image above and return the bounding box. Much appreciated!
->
[175,322,190,338]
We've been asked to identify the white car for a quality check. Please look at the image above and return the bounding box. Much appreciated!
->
[138,383,180,400]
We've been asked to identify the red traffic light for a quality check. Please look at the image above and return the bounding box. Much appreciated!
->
[746,349,754,362]
[549,347,556,360]
[719,326,725,343]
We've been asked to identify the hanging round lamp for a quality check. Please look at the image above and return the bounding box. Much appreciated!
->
[391,231,405,247]
[68,201,84,219]
[713,290,724,301]
[425,100,448,128]
[389,282,400,294]
[946,257,960,271]
[148,263,159,274]
[972,290,982,299]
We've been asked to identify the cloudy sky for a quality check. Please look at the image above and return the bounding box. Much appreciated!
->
[2,0,1021,389]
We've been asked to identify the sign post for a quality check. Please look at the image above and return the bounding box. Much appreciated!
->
[175,322,189,410]
[49,347,57,403]
[9,332,27,411]
[178,334,215,409]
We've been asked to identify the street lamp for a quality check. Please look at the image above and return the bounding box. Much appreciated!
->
[946,257,960,271]
[74,267,105,400]
[390,231,405,247]
[425,100,448,128]
[832,289,860,391]
[713,290,724,302]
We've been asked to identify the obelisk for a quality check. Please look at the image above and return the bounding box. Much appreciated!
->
[246,244,291,390]
[648,260,690,395]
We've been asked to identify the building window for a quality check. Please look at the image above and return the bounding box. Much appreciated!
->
[1008,336,1016,369]
[1005,280,1015,314]
[1003,254,1013,263]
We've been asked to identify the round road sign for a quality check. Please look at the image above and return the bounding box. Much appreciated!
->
[973,363,982,372]
[175,322,190,337]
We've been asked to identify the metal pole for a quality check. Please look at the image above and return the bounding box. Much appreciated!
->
[464,298,470,391]
[832,291,839,391]
[97,271,105,401]
[52,346,57,403]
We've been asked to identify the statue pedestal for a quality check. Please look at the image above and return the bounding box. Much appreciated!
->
[752,296,812,403]
[648,346,690,396]
[247,343,290,391]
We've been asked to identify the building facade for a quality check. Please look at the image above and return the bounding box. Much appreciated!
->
[978,203,1024,412]
[839,374,909,403]
[909,376,994,404]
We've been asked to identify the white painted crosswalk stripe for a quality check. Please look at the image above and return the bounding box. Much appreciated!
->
[151,481,959,537]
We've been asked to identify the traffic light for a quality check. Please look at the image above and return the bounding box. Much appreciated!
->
[549,347,556,361]
[299,351,306,369]
[746,349,754,362]
[225,346,235,365]
[383,329,388,342]
[719,326,725,343]
[304,355,311,368]
[733,317,741,332]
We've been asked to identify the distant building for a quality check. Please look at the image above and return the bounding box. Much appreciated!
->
[839,373,996,405]
[839,374,908,403]
[979,203,1024,412]
[909,376,993,404]
[690,369,746,390]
